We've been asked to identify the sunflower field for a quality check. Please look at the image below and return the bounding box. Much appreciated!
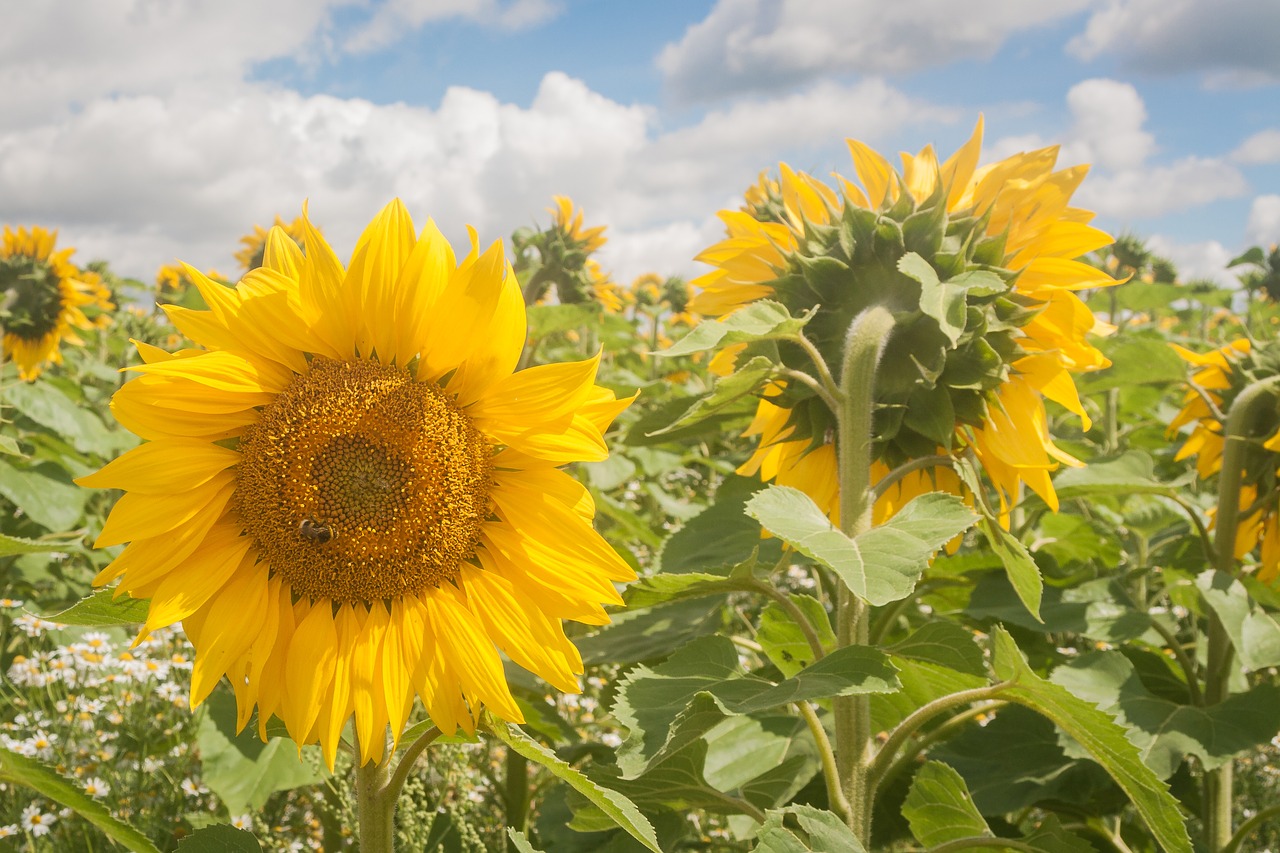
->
[3,121,1280,853]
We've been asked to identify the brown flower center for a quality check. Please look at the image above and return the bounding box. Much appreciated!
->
[233,357,492,603]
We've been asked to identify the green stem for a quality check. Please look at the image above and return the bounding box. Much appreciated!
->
[1221,803,1280,853]
[505,748,530,850]
[923,839,1038,853]
[1105,387,1120,453]
[872,455,954,501]
[866,685,1013,797]
[355,736,397,853]
[795,700,850,822]
[384,726,441,805]
[1203,374,1280,850]
[752,580,827,662]
[832,305,895,844]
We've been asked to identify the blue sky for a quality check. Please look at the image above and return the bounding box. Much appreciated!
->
[2,0,1278,286]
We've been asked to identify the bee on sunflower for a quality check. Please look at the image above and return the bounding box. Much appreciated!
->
[1,226,114,381]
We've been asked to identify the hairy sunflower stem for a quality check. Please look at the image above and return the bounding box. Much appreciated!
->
[1204,374,1280,850]
[354,735,397,853]
[795,700,851,823]
[833,305,894,844]
[384,726,442,805]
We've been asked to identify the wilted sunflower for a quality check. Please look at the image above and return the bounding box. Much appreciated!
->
[1,226,113,381]
[78,201,636,768]
[235,215,309,272]
[1168,337,1280,582]
[690,118,1118,518]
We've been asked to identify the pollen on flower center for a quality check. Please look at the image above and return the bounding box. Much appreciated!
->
[233,357,493,603]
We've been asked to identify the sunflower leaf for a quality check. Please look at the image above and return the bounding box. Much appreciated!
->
[658,300,814,357]
[505,829,543,853]
[649,356,777,435]
[175,826,263,852]
[991,627,1194,853]
[41,588,150,626]
[0,750,162,853]
[756,805,867,853]
[0,531,83,557]
[976,517,1044,622]
[485,718,662,853]
[1195,570,1280,671]
[903,760,991,846]
[745,485,976,606]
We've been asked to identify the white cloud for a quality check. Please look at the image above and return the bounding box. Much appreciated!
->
[989,79,1248,221]
[1068,0,1280,85]
[1232,129,1280,164]
[0,0,349,127]
[658,0,1097,102]
[0,70,944,284]
[345,0,561,52]
[1247,195,1280,245]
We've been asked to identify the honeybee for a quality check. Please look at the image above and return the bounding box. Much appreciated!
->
[298,518,333,544]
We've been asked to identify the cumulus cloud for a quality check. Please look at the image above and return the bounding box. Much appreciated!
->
[1068,0,1280,85]
[1247,195,1280,244]
[0,0,350,127]
[988,79,1248,221]
[0,68,944,283]
[658,0,1097,102]
[345,0,561,52]
[1232,129,1280,164]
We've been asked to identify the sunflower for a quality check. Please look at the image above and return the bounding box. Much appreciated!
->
[1168,337,1280,582]
[550,195,606,255]
[689,118,1118,518]
[1,226,114,381]
[78,201,636,768]
[235,215,308,272]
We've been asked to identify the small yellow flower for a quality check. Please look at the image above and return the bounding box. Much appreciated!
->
[235,215,308,272]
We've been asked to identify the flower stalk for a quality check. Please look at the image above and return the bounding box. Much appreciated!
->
[355,746,396,853]
[833,305,894,843]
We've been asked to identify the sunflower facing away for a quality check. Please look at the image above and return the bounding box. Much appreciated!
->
[1169,337,1280,582]
[690,118,1118,519]
[1,226,114,381]
[78,201,636,768]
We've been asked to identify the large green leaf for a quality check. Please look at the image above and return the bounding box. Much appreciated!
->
[745,486,975,606]
[176,826,263,852]
[964,575,1153,643]
[660,300,813,356]
[625,552,762,610]
[0,463,87,531]
[0,531,83,557]
[486,719,662,853]
[42,588,150,626]
[931,705,1116,815]
[1078,336,1189,393]
[991,628,1193,853]
[888,621,986,677]
[756,805,866,853]
[657,475,782,574]
[612,635,897,777]
[903,761,991,846]
[0,750,161,853]
[976,518,1042,621]
[1195,570,1280,671]
[1051,651,1280,777]
[1052,450,1180,499]
[648,356,777,435]
[4,379,122,457]
[757,594,835,677]
[197,691,327,814]
[577,596,727,665]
